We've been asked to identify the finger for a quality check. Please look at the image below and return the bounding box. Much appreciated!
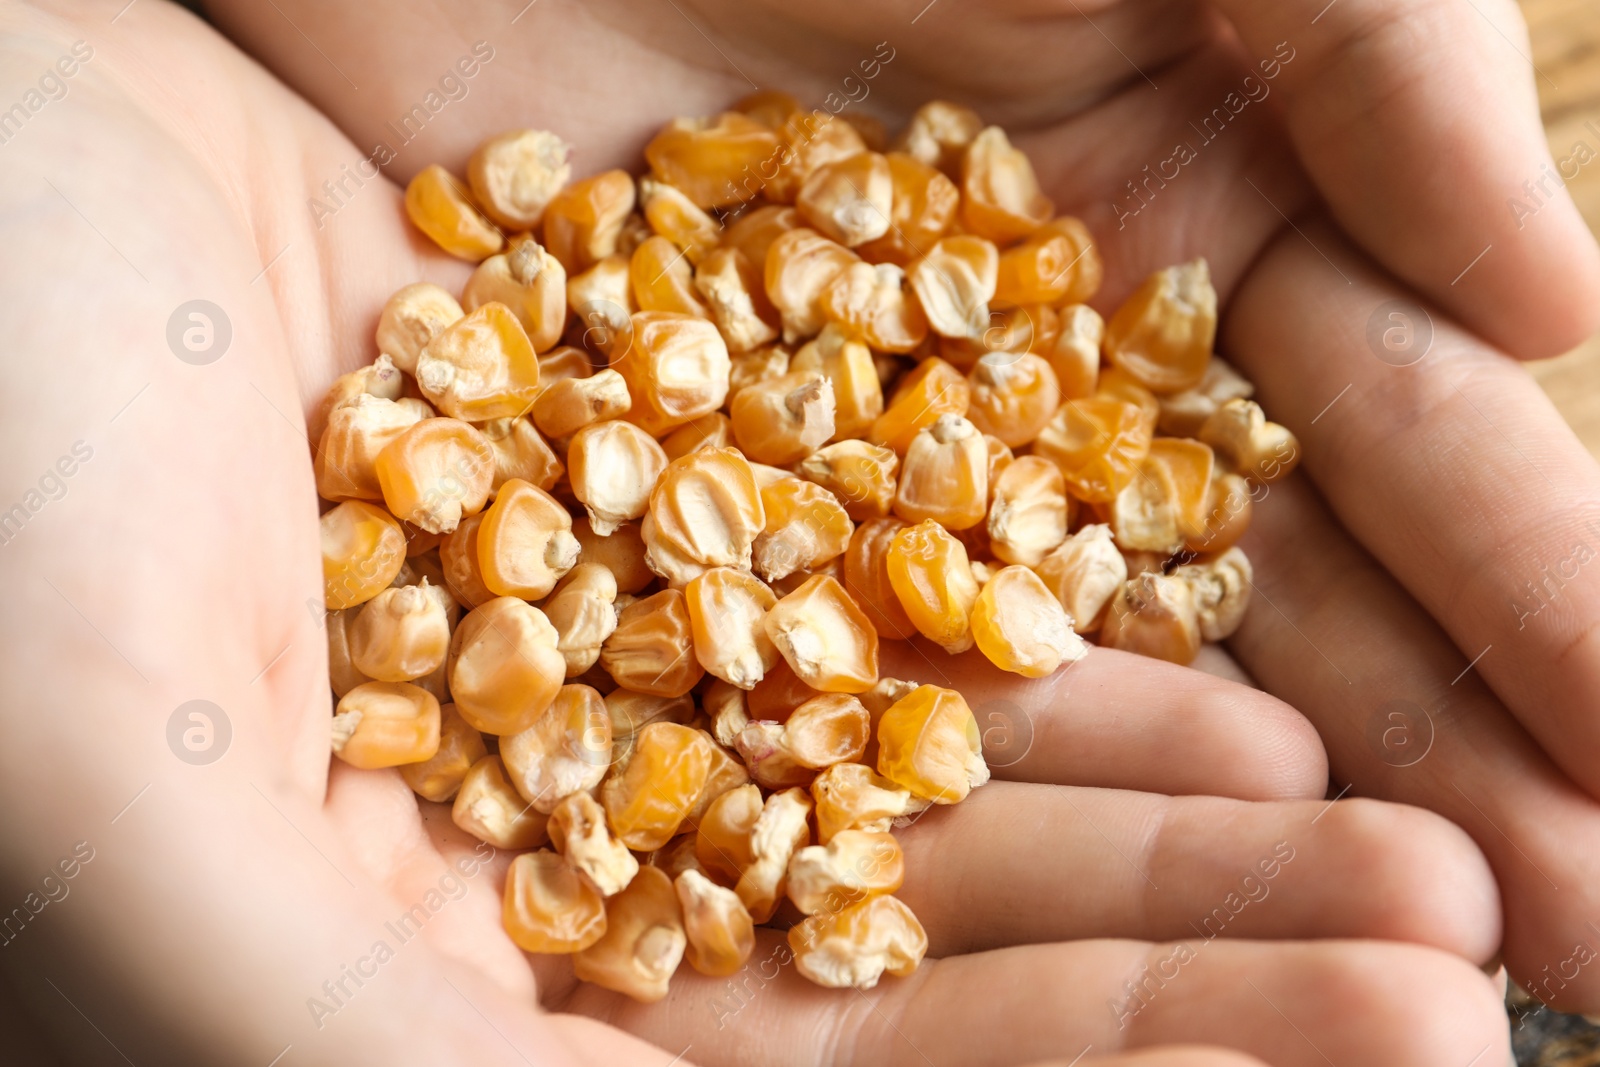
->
[878,642,1326,801]
[562,935,1508,1067]
[1209,0,1600,357]
[890,782,1497,961]
[1223,219,1600,801]
[1225,471,1600,1012]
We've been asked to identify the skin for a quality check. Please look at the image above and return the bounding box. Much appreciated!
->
[0,0,1576,1064]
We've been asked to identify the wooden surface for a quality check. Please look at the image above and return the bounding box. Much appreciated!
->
[1526,0,1600,456]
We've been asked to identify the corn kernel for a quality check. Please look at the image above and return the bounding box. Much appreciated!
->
[638,177,720,265]
[993,216,1101,308]
[786,829,904,914]
[1175,546,1253,641]
[348,580,452,682]
[796,440,898,522]
[549,792,640,897]
[765,228,860,343]
[810,762,924,843]
[1186,470,1253,555]
[735,787,812,922]
[720,204,798,269]
[1047,304,1103,400]
[1034,524,1126,632]
[1032,397,1153,504]
[644,112,782,209]
[467,128,570,231]
[414,302,541,423]
[841,518,920,641]
[400,704,486,803]
[642,447,766,584]
[649,836,707,881]
[566,420,669,536]
[702,680,750,749]
[631,234,711,318]
[971,565,1086,677]
[326,608,371,698]
[789,326,883,440]
[616,312,731,436]
[816,262,928,354]
[733,721,815,791]
[1108,455,1181,554]
[765,109,869,203]
[965,352,1061,448]
[331,681,441,769]
[856,152,960,266]
[376,284,464,376]
[448,596,565,735]
[675,868,755,977]
[788,894,926,989]
[566,255,637,363]
[684,740,753,826]
[728,346,791,399]
[503,850,606,953]
[602,721,714,850]
[988,456,1069,567]
[876,684,989,803]
[1100,572,1202,665]
[1199,398,1300,484]
[684,567,779,690]
[1147,437,1216,545]
[797,152,893,247]
[601,588,705,698]
[780,692,871,768]
[475,479,579,600]
[453,754,550,848]
[887,520,980,653]
[960,126,1053,243]
[316,394,433,503]
[893,414,988,529]
[322,500,407,610]
[606,690,696,754]
[531,369,631,441]
[895,101,984,174]
[753,476,854,584]
[573,517,654,594]
[1104,259,1216,394]
[475,415,563,495]
[542,169,636,274]
[375,417,496,534]
[1157,356,1255,436]
[500,683,612,811]
[730,370,836,466]
[868,357,970,454]
[463,236,568,353]
[763,574,879,694]
[438,512,496,609]
[541,564,620,677]
[404,164,503,262]
[696,782,762,886]
[694,247,780,353]
[660,413,735,462]
[572,865,686,1002]
[746,658,823,721]
[908,236,999,340]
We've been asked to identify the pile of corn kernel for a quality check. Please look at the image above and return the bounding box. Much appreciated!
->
[319,96,1300,1001]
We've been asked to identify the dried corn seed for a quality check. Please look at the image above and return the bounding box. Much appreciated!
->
[322,500,407,610]
[438,513,497,609]
[893,414,988,530]
[730,370,836,466]
[1174,546,1253,641]
[856,151,960,266]
[1094,366,1161,440]
[753,476,854,585]
[649,836,707,880]
[326,608,372,698]
[1034,524,1126,633]
[567,420,669,536]
[616,312,731,437]
[960,126,1053,243]
[763,574,879,694]
[331,681,441,769]
[735,787,812,922]
[971,565,1086,677]
[476,479,579,600]
[786,829,904,914]
[453,754,550,849]
[810,762,923,843]
[765,109,869,203]
[789,326,884,440]
[965,352,1061,449]
[542,564,620,677]
[721,204,799,269]
[400,704,486,803]
[876,684,990,804]
[466,127,570,230]
[605,690,696,755]
[684,567,779,689]
[638,177,721,265]
[728,346,792,398]
[316,394,433,503]
[796,440,898,522]
[542,169,636,274]
[1104,259,1216,394]
[549,792,640,897]
[685,740,753,824]
[631,234,711,318]
[734,720,813,791]
[376,284,464,376]
[645,112,782,209]
[1108,455,1182,554]
[885,519,979,652]
[993,216,1101,308]
[987,456,1069,567]
[573,517,654,594]
[475,415,564,495]
[573,865,686,1003]
[869,357,970,454]
[1031,397,1153,504]
[642,447,766,584]
[660,413,735,462]
[463,236,568,353]
[909,235,999,340]
[1047,304,1103,400]
[765,228,860,343]
[779,692,871,768]
[1186,470,1254,555]
[566,255,637,363]
[1147,438,1216,544]
[415,302,541,423]
[503,850,606,953]
[694,247,779,353]
[601,588,704,698]
[499,683,612,811]
[602,722,715,851]
[375,417,496,534]
[703,681,751,749]
[1100,572,1202,665]
[896,100,984,174]
[539,344,596,383]
[532,369,631,440]
[448,596,566,735]
[696,783,762,886]
[348,581,452,682]
[787,893,927,990]
[404,164,503,261]
[818,262,930,355]
[1158,356,1255,436]
[675,868,756,977]
[1199,398,1300,484]
[797,152,894,247]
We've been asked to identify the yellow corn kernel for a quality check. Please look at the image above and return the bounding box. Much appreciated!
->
[1157,356,1256,436]
[877,684,990,803]
[1100,572,1202,665]
[1104,259,1217,394]
[701,680,750,750]
[909,235,1000,340]
[541,564,620,677]
[788,894,927,989]
[1032,397,1153,504]
[503,850,606,953]
[566,420,669,535]
[1185,469,1254,555]
[326,608,371,698]
[886,520,980,653]
[696,782,762,886]
[720,204,799,269]
[317,394,434,504]
[753,475,854,584]
[734,787,812,922]
[348,581,452,682]
[462,236,568,354]
[987,456,1069,567]
[783,692,871,768]
[548,792,639,897]
[310,352,407,447]
[810,762,924,843]
[466,128,570,231]
[818,261,929,354]
[790,325,885,439]
[787,829,904,915]
[856,151,960,266]
[1175,546,1253,641]
[1108,454,1181,554]
[1147,437,1216,545]
[539,344,595,384]
[675,868,755,977]
[601,589,705,698]
[499,683,612,812]
[1034,524,1127,632]
[573,865,686,1003]
[765,109,869,203]
[638,177,720,265]
[895,100,984,174]
[453,754,550,849]
[602,722,715,851]
[796,440,898,522]
[993,216,1101,308]
[893,414,988,530]
[684,735,754,826]
[727,348,791,401]
[568,519,649,597]
[566,254,637,364]
[605,690,695,755]
[1047,304,1103,400]
[645,111,782,209]
[684,567,779,690]
[971,565,1086,677]
[400,704,485,803]
[641,447,766,584]
[404,164,503,262]
[448,597,565,735]
[1199,398,1300,484]
[960,126,1053,243]
[694,247,780,354]
[796,151,894,247]
[414,302,541,423]
[438,513,496,609]
[322,500,407,610]
[616,312,731,436]
[648,836,706,881]
[764,228,860,343]
[763,574,879,695]
[868,357,970,454]
[331,681,440,769]
[965,352,1061,449]
[376,284,463,376]
[475,479,579,600]
[729,370,835,466]
[375,417,497,535]
[542,169,636,274]
[842,518,920,641]
[530,369,630,441]
[630,234,711,318]
[473,415,563,497]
